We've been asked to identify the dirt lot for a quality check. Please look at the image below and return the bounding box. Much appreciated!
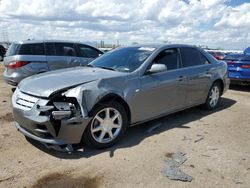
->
[0,63,250,188]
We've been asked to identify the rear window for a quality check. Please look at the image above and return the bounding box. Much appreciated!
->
[5,43,20,56]
[223,54,244,61]
[180,48,209,67]
[18,43,45,55]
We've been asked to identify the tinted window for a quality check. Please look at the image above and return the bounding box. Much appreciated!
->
[77,44,101,58]
[152,49,179,70]
[45,43,56,56]
[54,43,77,56]
[18,43,45,55]
[6,43,20,56]
[180,48,209,67]
[90,47,155,72]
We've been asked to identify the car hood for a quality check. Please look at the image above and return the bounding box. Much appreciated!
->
[19,67,125,98]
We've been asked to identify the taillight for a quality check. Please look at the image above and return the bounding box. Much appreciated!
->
[215,56,223,60]
[6,61,29,69]
[241,64,250,69]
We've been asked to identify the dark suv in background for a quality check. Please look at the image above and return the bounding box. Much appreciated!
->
[0,44,6,61]
[3,40,103,86]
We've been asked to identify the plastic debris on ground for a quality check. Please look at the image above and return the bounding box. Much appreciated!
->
[162,151,193,182]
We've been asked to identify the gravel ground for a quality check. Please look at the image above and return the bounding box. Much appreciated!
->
[0,63,250,188]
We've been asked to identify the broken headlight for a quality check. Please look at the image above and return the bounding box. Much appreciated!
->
[48,95,81,120]
[52,102,75,120]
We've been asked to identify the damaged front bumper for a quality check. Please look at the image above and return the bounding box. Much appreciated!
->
[12,88,91,151]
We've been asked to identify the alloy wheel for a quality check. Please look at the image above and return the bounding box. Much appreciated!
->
[91,107,122,143]
[209,85,220,107]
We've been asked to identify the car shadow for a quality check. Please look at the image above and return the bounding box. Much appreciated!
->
[229,84,250,92]
[27,97,236,159]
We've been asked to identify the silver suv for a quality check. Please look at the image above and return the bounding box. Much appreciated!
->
[3,40,103,86]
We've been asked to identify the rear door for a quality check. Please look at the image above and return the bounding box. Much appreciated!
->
[75,44,103,66]
[180,47,212,105]
[45,42,80,70]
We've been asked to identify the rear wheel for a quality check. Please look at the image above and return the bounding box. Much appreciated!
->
[205,82,221,110]
[83,101,128,149]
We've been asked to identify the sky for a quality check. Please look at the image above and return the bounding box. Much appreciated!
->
[0,0,249,49]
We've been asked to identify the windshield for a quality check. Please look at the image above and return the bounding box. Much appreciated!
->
[89,47,155,72]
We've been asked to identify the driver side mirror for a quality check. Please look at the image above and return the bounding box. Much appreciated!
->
[147,64,167,74]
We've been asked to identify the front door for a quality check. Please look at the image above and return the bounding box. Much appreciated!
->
[131,48,187,123]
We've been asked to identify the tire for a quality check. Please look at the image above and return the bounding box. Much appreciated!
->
[83,101,128,149]
[204,82,222,110]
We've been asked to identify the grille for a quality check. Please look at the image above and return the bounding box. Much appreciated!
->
[15,90,39,111]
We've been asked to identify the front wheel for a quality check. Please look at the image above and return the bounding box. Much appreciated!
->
[204,82,221,110]
[83,101,128,149]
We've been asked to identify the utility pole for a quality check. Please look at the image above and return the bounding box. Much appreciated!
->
[2,30,9,43]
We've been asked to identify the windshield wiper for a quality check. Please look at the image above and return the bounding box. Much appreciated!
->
[99,66,116,71]
[85,64,94,67]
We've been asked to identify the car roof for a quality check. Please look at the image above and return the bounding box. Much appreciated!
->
[13,40,89,45]
[126,43,197,49]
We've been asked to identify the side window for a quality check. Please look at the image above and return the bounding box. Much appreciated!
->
[18,43,45,55]
[45,43,56,56]
[151,48,179,71]
[54,43,77,56]
[180,48,209,67]
[77,44,101,58]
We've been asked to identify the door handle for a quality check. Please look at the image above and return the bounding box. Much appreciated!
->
[71,59,79,63]
[178,76,186,81]
[206,69,211,73]
[206,69,211,75]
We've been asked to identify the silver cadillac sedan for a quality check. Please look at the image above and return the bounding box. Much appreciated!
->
[12,44,229,151]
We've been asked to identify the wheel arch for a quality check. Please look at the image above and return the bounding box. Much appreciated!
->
[89,93,131,124]
[213,79,224,94]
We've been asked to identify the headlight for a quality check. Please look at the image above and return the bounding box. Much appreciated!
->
[51,102,75,120]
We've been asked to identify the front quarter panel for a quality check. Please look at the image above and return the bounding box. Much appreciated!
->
[64,73,138,120]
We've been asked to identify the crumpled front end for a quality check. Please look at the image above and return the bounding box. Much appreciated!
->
[12,87,91,150]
